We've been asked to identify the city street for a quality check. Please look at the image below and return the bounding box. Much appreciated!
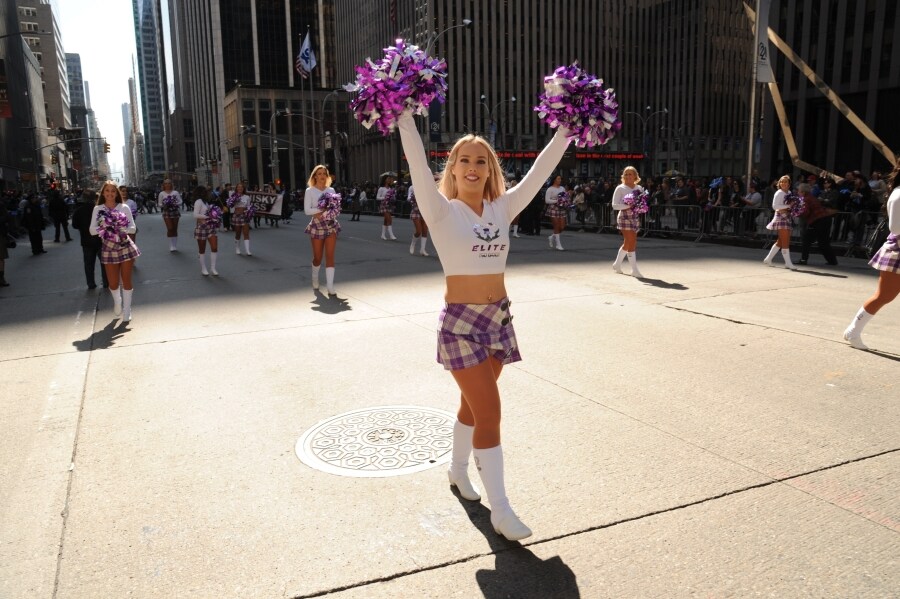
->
[1,213,898,598]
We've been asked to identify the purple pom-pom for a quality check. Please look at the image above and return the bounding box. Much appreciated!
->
[554,190,573,209]
[206,205,222,230]
[379,188,396,213]
[785,191,805,218]
[623,189,650,214]
[534,62,621,148]
[226,193,240,209]
[317,191,343,222]
[349,39,448,136]
[97,208,130,244]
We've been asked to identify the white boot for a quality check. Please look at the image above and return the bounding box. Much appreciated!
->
[447,421,481,501]
[474,445,532,541]
[169,237,177,252]
[311,263,320,290]
[387,226,397,240]
[381,226,387,240]
[122,289,133,322]
[419,236,429,256]
[511,225,519,238]
[410,236,417,255]
[234,239,242,255]
[325,267,336,296]
[244,239,252,256]
[781,248,795,270]
[110,288,122,316]
[763,244,779,266]
[555,234,564,251]
[548,233,554,248]
[209,252,218,275]
[627,251,643,278]
[843,307,873,350]
[613,248,626,273]
[199,254,209,275]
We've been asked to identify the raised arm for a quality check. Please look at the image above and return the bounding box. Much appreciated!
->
[397,112,449,224]
[502,129,570,217]
[888,188,899,234]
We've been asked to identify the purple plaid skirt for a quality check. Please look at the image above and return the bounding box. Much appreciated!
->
[869,234,900,273]
[193,222,217,241]
[380,200,394,215]
[545,204,567,219]
[163,208,180,219]
[766,212,792,230]
[231,211,249,227]
[305,217,341,239]
[437,299,521,371]
[100,238,141,264]
[617,209,641,231]
[410,206,423,221]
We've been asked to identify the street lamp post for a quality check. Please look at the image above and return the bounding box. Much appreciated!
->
[625,106,668,177]
[320,89,349,167]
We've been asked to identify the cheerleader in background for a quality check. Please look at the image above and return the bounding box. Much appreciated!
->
[611,166,644,278]
[762,175,797,269]
[158,179,181,251]
[230,182,253,256]
[407,178,432,256]
[843,160,900,349]
[90,181,140,321]
[193,186,220,276]
[544,174,566,250]
[304,165,340,295]
[377,173,398,240]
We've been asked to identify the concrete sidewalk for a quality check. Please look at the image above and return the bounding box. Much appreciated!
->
[1,213,898,598]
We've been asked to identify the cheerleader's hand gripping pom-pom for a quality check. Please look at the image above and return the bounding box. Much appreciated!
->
[534,62,621,148]
[349,39,448,136]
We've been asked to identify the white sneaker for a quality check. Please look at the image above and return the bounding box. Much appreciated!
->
[211,267,219,276]
[201,268,209,276]
[843,327,869,350]
[763,259,773,267]
[409,242,416,255]
[631,268,644,278]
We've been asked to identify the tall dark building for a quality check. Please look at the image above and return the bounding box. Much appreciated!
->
[133,0,169,179]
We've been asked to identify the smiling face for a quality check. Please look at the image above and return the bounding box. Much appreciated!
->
[451,141,491,199]
[100,184,120,205]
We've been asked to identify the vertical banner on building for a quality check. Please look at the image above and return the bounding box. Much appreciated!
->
[0,60,11,119]
[428,99,442,143]
[755,0,774,82]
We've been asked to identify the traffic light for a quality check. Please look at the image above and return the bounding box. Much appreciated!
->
[50,153,57,165]
[103,142,110,154]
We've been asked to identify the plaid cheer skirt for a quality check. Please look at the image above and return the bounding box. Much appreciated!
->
[617,209,641,231]
[193,222,218,241]
[231,210,249,227]
[869,233,900,273]
[766,212,792,231]
[437,298,521,371]
[305,217,341,239]
[100,237,141,264]
[545,204,567,219]
[163,208,180,219]
[410,206,423,221]
[380,201,394,215]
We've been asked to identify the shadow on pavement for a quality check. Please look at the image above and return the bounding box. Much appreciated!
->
[454,492,580,599]
[638,277,689,290]
[72,319,129,351]
[794,269,848,279]
[859,348,900,362]
[310,290,352,314]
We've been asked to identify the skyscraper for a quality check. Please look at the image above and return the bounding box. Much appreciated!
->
[132,0,169,179]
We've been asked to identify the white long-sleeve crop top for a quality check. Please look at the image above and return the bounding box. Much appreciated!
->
[158,190,182,207]
[887,187,900,234]
[304,186,335,215]
[611,184,642,210]
[193,199,209,220]
[398,111,570,276]
[88,203,137,236]
[545,185,565,205]
[772,189,789,210]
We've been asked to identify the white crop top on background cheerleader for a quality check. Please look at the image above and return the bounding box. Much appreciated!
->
[611,184,642,210]
[772,188,789,211]
[193,199,210,220]
[398,112,570,276]
[304,186,336,215]
[545,185,564,204]
[158,190,182,209]
[233,194,250,209]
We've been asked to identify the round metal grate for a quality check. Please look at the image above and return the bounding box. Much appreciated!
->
[295,405,455,477]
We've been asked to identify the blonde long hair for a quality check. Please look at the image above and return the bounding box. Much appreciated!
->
[438,135,506,201]
[621,166,641,186]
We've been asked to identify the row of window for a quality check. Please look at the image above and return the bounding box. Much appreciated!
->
[19,7,37,17]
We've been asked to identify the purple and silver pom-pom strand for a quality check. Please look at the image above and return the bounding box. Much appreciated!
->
[349,39,448,136]
[162,194,179,208]
[555,191,573,209]
[245,205,257,219]
[317,192,343,220]
[206,206,223,229]
[97,208,130,243]
[788,194,806,218]
[534,62,622,148]
[623,190,650,214]
[226,193,239,208]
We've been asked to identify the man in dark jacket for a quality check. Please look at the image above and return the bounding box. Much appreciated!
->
[22,194,46,255]
[47,188,72,242]
[71,190,108,289]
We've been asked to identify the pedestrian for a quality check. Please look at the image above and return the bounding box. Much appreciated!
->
[71,189,109,289]
[0,200,12,286]
[611,166,645,277]
[544,174,567,250]
[797,182,838,266]
[193,186,220,276]
[303,165,340,295]
[89,181,140,321]
[158,179,182,252]
[120,185,139,243]
[229,182,253,256]
[377,173,398,240]
[354,185,368,221]
[397,104,571,541]
[349,186,362,221]
[843,160,900,349]
[763,175,797,269]
[22,194,46,255]
[48,188,72,242]
[407,179,431,256]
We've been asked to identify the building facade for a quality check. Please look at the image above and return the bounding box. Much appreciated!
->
[16,0,70,131]
[133,0,169,179]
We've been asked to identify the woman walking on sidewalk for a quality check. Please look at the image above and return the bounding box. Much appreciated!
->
[193,186,220,276]
[377,173,398,240]
[544,174,567,250]
[304,165,340,295]
[158,179,182,252]
[90,181,140,321]
[763,175,797,269]
[611,166,645,277]
[843,160,900,349]
[229,182,253,256]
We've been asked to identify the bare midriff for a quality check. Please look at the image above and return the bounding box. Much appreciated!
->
[445,273,507,304]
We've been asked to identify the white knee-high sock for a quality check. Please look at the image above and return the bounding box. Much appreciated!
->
[846,307,874,335]
[473,445,511,517]
[764,244,780,263]
[781,248,794,268]
[387,225,397,239]
[613,247,626,269]
[627,251,642,276]
[410,236,417,254]
[311,263,320,289]
[325,267,335,293]
[198,253,208,274]
[209,252,218,274]
[419,236,429,254]
[381,225,387,239]
[450,421,475,476]
[110,287,122,316]
[243,239,251,255]
[121,289,133,321]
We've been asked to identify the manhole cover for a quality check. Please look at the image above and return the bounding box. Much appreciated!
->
[295,406,455,477]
